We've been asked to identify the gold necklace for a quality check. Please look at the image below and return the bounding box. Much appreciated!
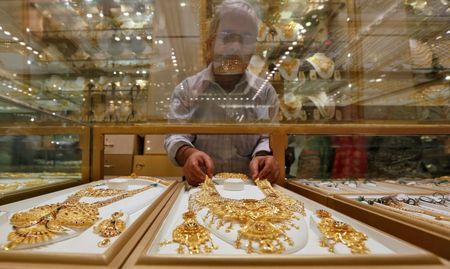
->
[316,210,369,254]
[3,184,153,250]
[191,177,305,254]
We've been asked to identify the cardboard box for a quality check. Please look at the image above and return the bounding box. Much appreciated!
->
[133,155,183,177]
[104,154,134,176]
[104,135,140,155]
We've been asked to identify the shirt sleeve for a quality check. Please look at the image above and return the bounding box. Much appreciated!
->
[164,81,197,166]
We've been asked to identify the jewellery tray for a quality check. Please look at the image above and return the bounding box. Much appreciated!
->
[121,183,444,269]
[287,180,436,206]
[0,177,180,269]
[328,193,450,259]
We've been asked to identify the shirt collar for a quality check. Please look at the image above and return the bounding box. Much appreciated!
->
[200,64,259,95]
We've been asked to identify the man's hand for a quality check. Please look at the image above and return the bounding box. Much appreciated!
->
[177,146,214,186]
[249,156,279,183]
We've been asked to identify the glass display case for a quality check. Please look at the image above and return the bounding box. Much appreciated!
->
[0,0,449,267]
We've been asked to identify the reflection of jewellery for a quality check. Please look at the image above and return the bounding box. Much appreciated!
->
[188,176,304,254]
[4,184,152,250]
[274,71,282,81]
[300,110,307,121]
[248,55,266,76]
[309,70,317,80]
[313,109,320,120]
[214,172,248,181]
[334,70,342,80]
[298,71,306,81]
[95,211,126,247]
[409,39,432,68]
[0,183,19,192]
[257,23,269,42]
[307,92,336,120]
[306,53,335,79]
[279,57,301,81]
[274,21,300,41]
[160,211,217,254]
[316,210,369,254]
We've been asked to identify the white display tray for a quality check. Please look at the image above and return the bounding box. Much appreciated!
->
[122,183,442,268]
[0,177,178,268]
[293,179,435,195]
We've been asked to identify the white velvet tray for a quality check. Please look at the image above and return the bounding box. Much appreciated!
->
[295,179,434,195]
[343,194,450,224]
[0,177,168,254]
[147,183,429,257]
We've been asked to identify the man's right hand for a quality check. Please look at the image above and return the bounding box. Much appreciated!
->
[176,146,214,186]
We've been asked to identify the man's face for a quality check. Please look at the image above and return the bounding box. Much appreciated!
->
[212,11,257,75]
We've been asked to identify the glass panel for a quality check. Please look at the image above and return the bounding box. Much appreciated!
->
[287,134,450,179]
[0,0,448,123]
[0,134,82,196]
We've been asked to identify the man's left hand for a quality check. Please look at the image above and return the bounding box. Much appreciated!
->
[249,156,279,183]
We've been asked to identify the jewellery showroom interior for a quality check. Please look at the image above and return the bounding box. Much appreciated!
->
[0,0,449,268]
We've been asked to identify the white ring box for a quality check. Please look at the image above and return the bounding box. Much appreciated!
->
[223,178,245,191]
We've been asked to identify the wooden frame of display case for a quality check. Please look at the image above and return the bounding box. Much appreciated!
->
[0,126,90,205]
[0,180,180,269]
[92,123,450,184]
[121,183,446,269]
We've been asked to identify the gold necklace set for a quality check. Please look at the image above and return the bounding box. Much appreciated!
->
[3,184,152,250]
[161,177,305,255]
[316,210,369,254]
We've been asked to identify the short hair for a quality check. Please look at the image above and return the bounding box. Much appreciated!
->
[205,0,259,64]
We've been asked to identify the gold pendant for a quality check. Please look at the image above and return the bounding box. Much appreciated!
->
[316,210,369,254]
[160,211,217,254]
[94,211,126,238]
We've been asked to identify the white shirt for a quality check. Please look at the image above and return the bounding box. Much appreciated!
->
[164,65,279,174]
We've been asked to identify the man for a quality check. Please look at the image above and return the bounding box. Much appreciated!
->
[164,0,279,185]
